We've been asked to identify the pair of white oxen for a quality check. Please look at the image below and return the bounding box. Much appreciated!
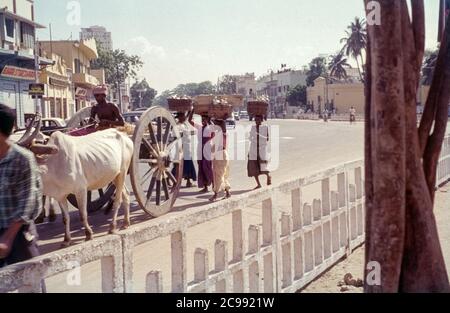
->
[18,129,134,247]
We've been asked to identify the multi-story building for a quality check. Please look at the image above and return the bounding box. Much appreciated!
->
[80,25,113,51]
[38,50,74,119]
[255,68,307,117]
[39,38,104,112]
[307,76,364,114]
[0,0,52,128]
[236,72,257,98]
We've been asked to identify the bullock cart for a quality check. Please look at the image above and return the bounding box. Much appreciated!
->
[16,106,184,218]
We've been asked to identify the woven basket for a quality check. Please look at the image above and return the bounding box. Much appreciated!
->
[168,98,193,113]
[193,95,215,115]
[209,104,233,120]
[248,101,269,116]
[217,94,244,108]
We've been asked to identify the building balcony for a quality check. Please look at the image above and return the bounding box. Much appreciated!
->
[72,72,99,88]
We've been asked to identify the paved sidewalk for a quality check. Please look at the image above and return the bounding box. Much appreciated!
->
[301,184,450,293]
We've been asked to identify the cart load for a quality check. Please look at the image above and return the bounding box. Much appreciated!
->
[168,97,193,113]
[193,94,244,119]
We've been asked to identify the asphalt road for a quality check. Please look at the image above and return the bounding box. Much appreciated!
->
[36,119,365,255]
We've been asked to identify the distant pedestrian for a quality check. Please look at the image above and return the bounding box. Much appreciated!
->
[0,103,42,268]
[349,107,356,124]
[248,115,272,189]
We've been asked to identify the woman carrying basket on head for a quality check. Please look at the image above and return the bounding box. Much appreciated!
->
[247,115,272,189]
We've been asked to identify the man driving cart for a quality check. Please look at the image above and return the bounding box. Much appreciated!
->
[89,85,125,130]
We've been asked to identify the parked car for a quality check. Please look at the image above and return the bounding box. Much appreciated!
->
[123,111,144,125]
[41,118,67,135]
[239,111,249,120]
[225,117,236,130]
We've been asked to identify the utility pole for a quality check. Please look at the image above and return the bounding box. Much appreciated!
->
[116,65,123,112]
[34,37,41,115]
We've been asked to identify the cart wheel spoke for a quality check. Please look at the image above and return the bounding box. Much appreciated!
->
[162,119,172,150]
[148,123,160,153]
[142,167,157,184]
[166,169,178,185]
[157,116,163,150]
[138,159,158,164]
[146,175,157,200]
[162,177,170,200]
[155,179,161,206]
[142,137,158,157]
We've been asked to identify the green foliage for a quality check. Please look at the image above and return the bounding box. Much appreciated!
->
[287,84,307,107]
[91,48,143,86]
[306,57,327,86]
[172,81,216,97]
[328,52,350,80]
[130,79,157,109]
[340,17,367,81]
[218,75,237,94]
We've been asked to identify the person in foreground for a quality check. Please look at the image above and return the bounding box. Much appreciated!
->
[0,103,42,268]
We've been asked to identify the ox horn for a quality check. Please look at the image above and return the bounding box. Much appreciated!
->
[30,144,59,155]
[17,115,43,148]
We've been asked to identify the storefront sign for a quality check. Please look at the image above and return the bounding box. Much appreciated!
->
[1,66,36,80]
[75,87,87,99]
[49,77,69,87]
[29,83,45,96]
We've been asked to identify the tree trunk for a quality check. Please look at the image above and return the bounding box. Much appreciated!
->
[364,0,450,293]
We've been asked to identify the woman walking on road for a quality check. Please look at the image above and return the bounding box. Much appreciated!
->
[247,115,272,189]
[209,119,231,202]
[189,111,214,193]
[173,111,197,188]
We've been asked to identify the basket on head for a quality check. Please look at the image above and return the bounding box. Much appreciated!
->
[248,101,269,117]
[168,98,193,113]
[217,94,244,109]
[193,95,215,115]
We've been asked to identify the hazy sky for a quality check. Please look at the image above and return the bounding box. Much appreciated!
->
[35,0,441,92]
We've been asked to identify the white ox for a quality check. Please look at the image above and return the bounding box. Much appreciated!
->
[31,128,134,246]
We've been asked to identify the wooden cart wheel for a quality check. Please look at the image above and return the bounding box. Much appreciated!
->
[130,106,183,217]
[67,184,116,214]
[66,107,94,129]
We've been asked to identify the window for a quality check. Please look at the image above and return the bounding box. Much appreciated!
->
[20,22,35,50]
[74,59,81,74]
[5,18,15,39]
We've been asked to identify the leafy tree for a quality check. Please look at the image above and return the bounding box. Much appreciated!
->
[153,90,175,108]
[340,17,367,82]
[130,79,157,109]
[218,75,237,94]
[286,84,307,107]
[306,57,327,86]
[92,48,143,85]
[91,48,143,107]
[328,52,350,80]
[172,81,216,97]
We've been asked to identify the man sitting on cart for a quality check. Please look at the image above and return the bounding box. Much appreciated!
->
[89,85,125,130]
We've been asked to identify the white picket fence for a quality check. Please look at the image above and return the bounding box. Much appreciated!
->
[1,135,450,293]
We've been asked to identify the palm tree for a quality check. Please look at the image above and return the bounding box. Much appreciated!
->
[328,52,351,80]
[340,17,367,82]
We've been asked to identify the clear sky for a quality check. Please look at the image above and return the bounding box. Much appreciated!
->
[35,0,441,93]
